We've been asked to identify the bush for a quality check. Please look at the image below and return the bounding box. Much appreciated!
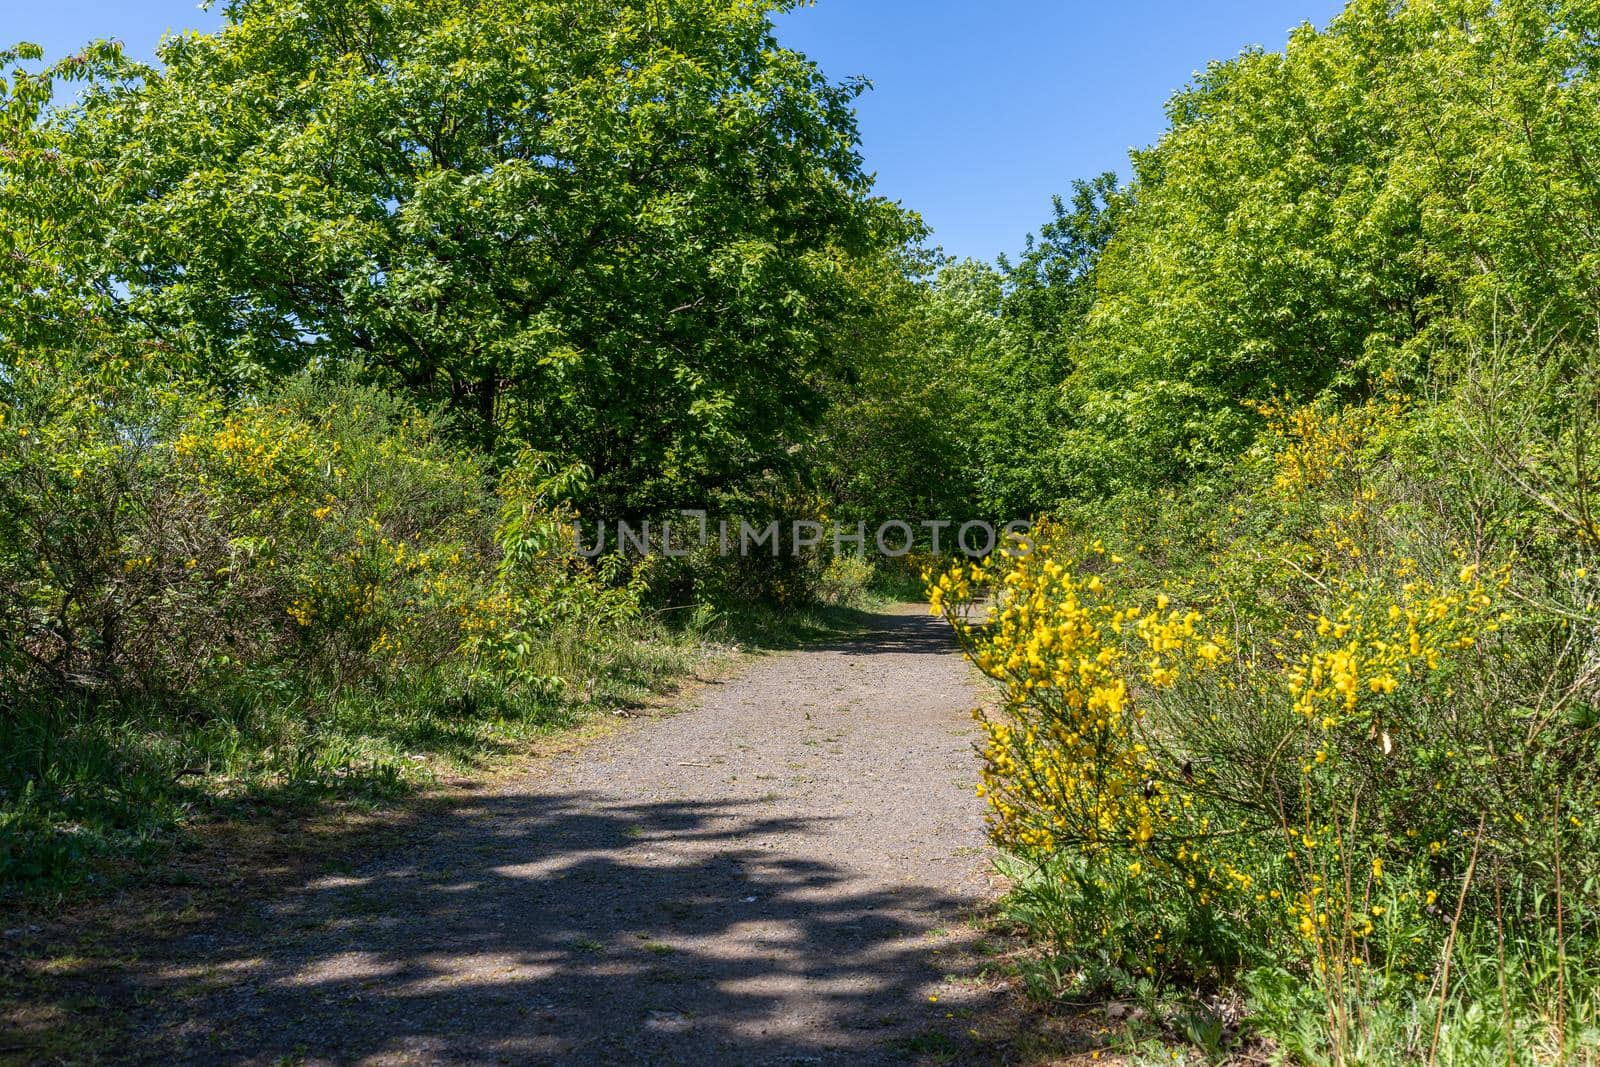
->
[0,359,704,903]
[933,354,1600,1060]
[815,554,876,607]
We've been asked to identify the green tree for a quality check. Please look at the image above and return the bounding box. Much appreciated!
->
[0,42,132,362]
[811,249,979,527]
[987,173,1125,511]
[46,0,910,513]
[1038,0,1600,496]
[1070,13,1433,490]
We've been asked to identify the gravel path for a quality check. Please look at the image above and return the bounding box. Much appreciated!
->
[17,604,1006,1065]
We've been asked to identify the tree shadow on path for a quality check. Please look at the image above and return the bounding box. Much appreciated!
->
[5,609,1015,1065]
[807,609,964,659]
[14,795,991,1064]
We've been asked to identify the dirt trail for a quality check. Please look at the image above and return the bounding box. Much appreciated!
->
[11,604,1008,1065]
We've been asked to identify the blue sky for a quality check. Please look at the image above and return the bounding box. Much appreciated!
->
[9,0,1346,261]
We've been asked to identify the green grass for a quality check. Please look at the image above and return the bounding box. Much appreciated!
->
[866,565,932,604]
[702,600,886,650]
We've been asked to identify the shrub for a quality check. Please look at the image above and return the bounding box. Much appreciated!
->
[815,554,876,607]
[0,358,229,696]
[0,359,689,902]
[933,355,1600,1059]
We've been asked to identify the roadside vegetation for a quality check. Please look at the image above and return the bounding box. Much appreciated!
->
[929,0,1600,1061]
[0,0,899,907]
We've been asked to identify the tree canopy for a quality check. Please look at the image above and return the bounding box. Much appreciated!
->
[19,0,916,513]
[957,0,1600,502]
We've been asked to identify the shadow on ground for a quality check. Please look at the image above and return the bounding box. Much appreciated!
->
[808,611,967,659]
[8,794,992,1065]
[3,609,1015,1066]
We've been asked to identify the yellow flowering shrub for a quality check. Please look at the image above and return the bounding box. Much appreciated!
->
[931,530,1229,860]
[1285,566,1503,731]
[1250,384,1408,498]
[0,364,634,704]
[931,385,1593,1010]
[173,407,323,510]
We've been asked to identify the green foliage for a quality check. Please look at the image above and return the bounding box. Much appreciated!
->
[27,0,914,514]
[953,0,1600,502]
[925,3,1600,1058]
[0,40,131,357]
[0,359,717,903]
[818,175,1127,522]
[981,173,1126,511]
[813,251,980,525]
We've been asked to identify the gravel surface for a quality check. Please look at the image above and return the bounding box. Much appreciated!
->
[9,604,1007,1065]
